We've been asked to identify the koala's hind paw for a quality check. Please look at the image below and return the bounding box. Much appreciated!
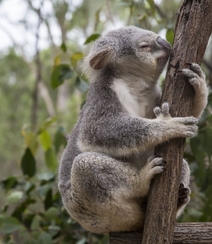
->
[177,183,191,209]
[147,156,166,177]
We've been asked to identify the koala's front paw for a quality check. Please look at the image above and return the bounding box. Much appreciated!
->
[177,183,191,209]
[182,63,208,118]
[146,156,166,177]
[182,63,206,93]
[154,103,198,138]
[172,116,198,138]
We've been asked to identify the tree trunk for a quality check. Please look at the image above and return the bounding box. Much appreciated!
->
[141,1,212,244]
[109,222,212,244]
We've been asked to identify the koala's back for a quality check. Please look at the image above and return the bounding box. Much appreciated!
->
[58,125,80,197]
[58,70,122,198]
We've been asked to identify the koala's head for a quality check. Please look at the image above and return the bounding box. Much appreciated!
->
[83,26,171,82]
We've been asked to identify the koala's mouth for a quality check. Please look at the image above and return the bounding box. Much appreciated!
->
[157,53,169,65]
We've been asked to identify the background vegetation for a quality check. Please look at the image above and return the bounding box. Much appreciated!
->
[0,0,212,243]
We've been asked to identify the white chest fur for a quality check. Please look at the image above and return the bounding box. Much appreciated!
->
[111,78,160,118]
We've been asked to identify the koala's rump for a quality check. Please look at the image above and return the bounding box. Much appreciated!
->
[65,152,146,233]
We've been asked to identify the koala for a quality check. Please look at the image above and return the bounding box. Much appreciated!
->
[58,26,208,233]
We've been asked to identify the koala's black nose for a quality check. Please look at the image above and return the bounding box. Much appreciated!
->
[156,36,171,50]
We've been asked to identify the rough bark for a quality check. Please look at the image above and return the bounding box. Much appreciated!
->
[109,223,212,244]
[141,1,212,244]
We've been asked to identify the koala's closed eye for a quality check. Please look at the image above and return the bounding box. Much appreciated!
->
[138,42,151,50]
[139,42,149,49]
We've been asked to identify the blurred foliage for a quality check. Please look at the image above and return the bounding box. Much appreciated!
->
[0,119,107,243]
[0,0,212,243]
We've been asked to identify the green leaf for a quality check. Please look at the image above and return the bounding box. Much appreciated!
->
[2,176,18,192]
[166,29,174,45]
[21,148,36,178]
[21,127,38,155]
[47,225,60,237]
[60,42,67,52]
[71,52,84,67]
[42,117,57,129]
[45,148,58,172]
[54,55,61,66]
[75,77,89,93]
[7,191,24,204]
[146,0,155,15]
[84,33,101,44]
[51,64,72,89]
[37,172,55,181]
[44,207,59,221]
[38,232,53,244]
[23,238,37,244]
[12,198,35,221]
[44,189,53,210]
[54,126,67,153]
[31,215,42,230]
[39,130,52,151]
[0,217,23,234]
[38,184,52,199]
[24,181,35,194]
[16,227,38,244]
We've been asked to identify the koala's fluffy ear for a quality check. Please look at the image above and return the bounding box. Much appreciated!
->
[89,47,114,70]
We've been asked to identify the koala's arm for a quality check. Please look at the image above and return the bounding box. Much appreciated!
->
[182,63,208,118]
[78,103,197,157]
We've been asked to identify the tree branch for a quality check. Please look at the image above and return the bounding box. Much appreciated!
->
[109,223,212,244]
[26,0,57,51]
[38,81,55,117]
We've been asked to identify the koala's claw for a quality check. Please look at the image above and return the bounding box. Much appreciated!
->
[186,63,205,79]
[175,116,197,125]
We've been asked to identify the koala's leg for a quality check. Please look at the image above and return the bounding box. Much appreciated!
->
[68,152,165,233]
[176,159,191,218]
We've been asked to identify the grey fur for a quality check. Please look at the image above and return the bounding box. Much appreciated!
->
[58,26,208,233]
